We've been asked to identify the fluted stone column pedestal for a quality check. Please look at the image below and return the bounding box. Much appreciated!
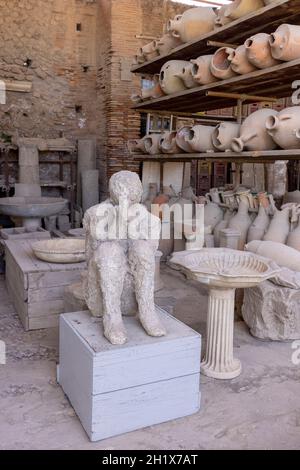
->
[201,287,241,380]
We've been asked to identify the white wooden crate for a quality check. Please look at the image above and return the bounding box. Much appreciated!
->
[58,308,201,441]
[5,240,86,330]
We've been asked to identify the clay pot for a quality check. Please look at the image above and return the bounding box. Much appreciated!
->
[167,7,216,43]
[224,0,264,20]
[140,41,158,62]
[175,63,198,89]
[127,136,147,153]
[228,199,252,250]
[204,201,223,230]
[159,131,181,154]
[228,45,257,75]
[207,188,221,204]
[245,240,300,271]
[263,206,290,244]
[231,108,278,152]
[191,55,218,85]
[214,209,232,247]
[212,122,241,151]
[287,216,300,251]
[141,78,165,100]
[144,134,162,155]
[159,60,189,95]
[214,5,232,28]
[210,48,237,80]
[266,106,300,150]
[133,53,145,65]
[270,24,300,62]
[245,33,280,69]
[155,33,182,56]
[247,204,270,242]
[175,126,193,153]
[184,125,215,153]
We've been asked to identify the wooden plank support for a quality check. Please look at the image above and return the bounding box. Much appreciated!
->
[206,91,278,103]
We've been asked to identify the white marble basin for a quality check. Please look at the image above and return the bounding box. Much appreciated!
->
[170,248,279,289]
[0,197,68,218]
[170,248,280,380]
[32,238,86,264]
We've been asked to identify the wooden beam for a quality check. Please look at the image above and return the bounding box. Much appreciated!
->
[206,91,277,103]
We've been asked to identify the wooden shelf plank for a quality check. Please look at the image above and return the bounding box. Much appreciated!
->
[131,150,300,164]
[132,0,300,75]
[133,58,300,113]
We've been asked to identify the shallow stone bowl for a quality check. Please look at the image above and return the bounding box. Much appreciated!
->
[32,238,86,264]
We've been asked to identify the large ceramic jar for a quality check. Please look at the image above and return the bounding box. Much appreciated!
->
[155,33,182,56]
[204,201,223,230]
[175,126,193,153]
[263,206,290,244]
[245,240,300,271]
[224,0,264,20]
[270,24,300,61]
[159,132,181,154]
[245,33,280,69]
[231,108,278,152]
[184,125,215,152]
[127,136,147,153]
[212,122,241,151]
[140,41,158,62]
[210,48,237,80]
[167,7,216,43]
[191,55,218,85]
[144,134,162,155]
[228,45,257,75]
[175,63,198,89]
[228,198,252,250]
[247,204,270,242]
[214,5,232,28]
[159,60,189,95]
[266,107,300,149]
[141,79,164,100]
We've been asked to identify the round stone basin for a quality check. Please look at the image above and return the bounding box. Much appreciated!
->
[32,239,86,264]
[0,196,68,218]
[170,248,280,289]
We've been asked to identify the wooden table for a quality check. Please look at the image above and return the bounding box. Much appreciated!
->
[5,240,86,330]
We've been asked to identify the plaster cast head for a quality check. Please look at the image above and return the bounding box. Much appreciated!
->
[109,171,143,206]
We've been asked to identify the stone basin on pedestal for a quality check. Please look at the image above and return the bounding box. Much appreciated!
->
[170,248,280,380]
[0,196,68,230]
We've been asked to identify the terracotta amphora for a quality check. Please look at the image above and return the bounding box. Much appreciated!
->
[210,48,237,80]
[266,106,300,150]
[228,45,257,75]
[159,60,189,95]
[214,209,232,247]
[214,5,232,28]
[263,206,290,244]
[155,33,182,56]
[191,55,218,85]
[127,136,147,153]
[224,0,264,21]
[167,7,216,43]
[212,122,241,151]
[247,204,270,242]
[245,240,300,271]
[175,63,198,89]
[228,198,252,250]
[231,108,278,152]
[245,33,280,69]
[175,126,193,153]
[184,125,215,152]
[204,201,223,230]
[140,41,158,62]
[287,215,300,251]
[144,134,162,155]
[141,78,165,100]
[159,132,181,154]
[270,24,300,61]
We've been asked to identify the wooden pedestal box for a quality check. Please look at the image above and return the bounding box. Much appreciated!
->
[5,240,86,330]
[58,309,201,441]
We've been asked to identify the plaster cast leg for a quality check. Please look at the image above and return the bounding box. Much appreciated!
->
[96,241,128,345]
[129,240,166,337]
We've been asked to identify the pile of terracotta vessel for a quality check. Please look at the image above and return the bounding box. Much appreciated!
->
[134,1,272,65]
[134,21,300,103]
[204,187,300,271]
[129,105,300,154]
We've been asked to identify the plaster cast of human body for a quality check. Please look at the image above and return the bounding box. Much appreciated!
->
[83,171,166,345]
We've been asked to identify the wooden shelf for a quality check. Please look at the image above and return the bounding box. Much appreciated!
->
[132,150,300,164]
[133,58,300,113]
[132,0,300,76]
